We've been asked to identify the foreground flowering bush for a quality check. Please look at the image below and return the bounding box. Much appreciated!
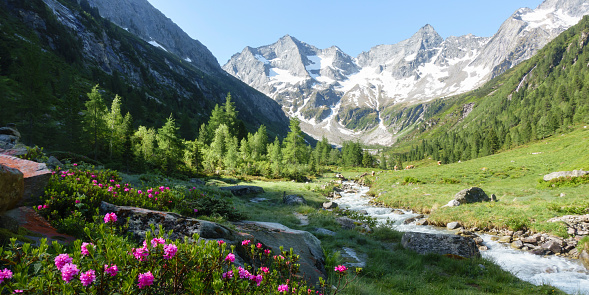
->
[0,214,358,294]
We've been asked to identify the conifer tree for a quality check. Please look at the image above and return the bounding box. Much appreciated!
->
[283,118,305,164]
[83,85,108,160]
[157,114,182,172]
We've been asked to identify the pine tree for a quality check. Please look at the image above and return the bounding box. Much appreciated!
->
[105,95,125,161]
[283,118,305,164]
[156,114,182,172]
[268,137,283,177]
[83,85,108,160]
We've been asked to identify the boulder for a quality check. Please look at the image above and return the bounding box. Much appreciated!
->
[511,240,524,249]
[401,232,480,258]
[322,201,338,209]
[580,250,589,269]
[453,187,490,205]
[543,170,589,181]
[541,240,562,254]
[0,127,20,150]
[3,206,75,245]
[0,164,24,213]
[219,185,264,196]
[283,194,307,205]
[233,221,326,285]
[402,214,425,225]
[45,156,63,170]
[336,217,356,230]
[314,228,336,236]
[446,222,461,230]
[0,155,51,205]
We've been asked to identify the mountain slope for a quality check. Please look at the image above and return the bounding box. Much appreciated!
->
[224,0,589,146]
[0,0,289,150]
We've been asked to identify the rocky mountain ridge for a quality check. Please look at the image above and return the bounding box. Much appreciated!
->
[223,0,589,146]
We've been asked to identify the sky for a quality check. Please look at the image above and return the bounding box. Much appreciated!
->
[146,0,545,65]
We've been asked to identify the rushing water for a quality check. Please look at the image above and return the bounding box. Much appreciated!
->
[335,182,589,295]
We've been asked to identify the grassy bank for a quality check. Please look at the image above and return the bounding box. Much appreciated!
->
[368,126,589,235]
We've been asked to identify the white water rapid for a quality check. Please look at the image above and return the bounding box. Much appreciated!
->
[335,182,589,294]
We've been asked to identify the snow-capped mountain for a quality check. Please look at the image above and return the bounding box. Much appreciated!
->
[223,0,589,146]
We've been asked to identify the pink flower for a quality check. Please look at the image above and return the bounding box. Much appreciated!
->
[75,200,81,204]
[92,180,97,184]
[253,274,263,286]
[163,244,178,260]
[124,188,130,192]
[104,212,117,223]
[225,253,235,263]
[159,186,165,191]
[37,205,43,210]
[131,247,149,261]
[256,243,262,249]
[151,238,166,248]
[334,265,347,273]
[91,174,96,178]
[138,190,142,194]
[0,268,13,284]
[43,204,48,209]
[54,254,73,270]
[110,179,115,183]
[98,184,103,188]
[222,270,233,279]
[81,242,94,256]
[116,184,120,188]
[147,188,153,194]
[80,269,96,286]
[264,249,271,255]
[13,290,23,293]
[61,263,79,283]
[241,240,250,246]
[148,193,153,198]
[104,264,119,277]
[73,163,78,166]
[260,267,269,273]
[217,240,225,246]
[194,209,198,213]
[278,284,289,292]
[137,271,154,289]
[166,187,169,190]
[154,191,159,195]
[237,266,251,279]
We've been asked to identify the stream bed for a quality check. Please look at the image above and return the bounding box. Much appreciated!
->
[335,182,589,294]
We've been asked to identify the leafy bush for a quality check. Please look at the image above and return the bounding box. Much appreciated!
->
[17,145,48,163]
[0,216,347,294]
[403,176,423,185]
[537,174,589,188]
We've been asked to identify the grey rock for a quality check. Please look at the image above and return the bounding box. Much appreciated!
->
[401,231,481,258]
[283,194,307,205]
[447,222,461,230]
[336,217,356,230]
[444,199,461,207]
[45,156,63,170]
[189,178,206,185]
[402,214,425,225]
[219,185,264,196]
[543,170,589,181]
[0,155,51,208]
[454,187,490,204]
[0,165,24,213]
[314,228,336,236]
[415,218,429,226]
[541,240,562,254]
[511,240,524,249]
[498,236,512,243]
[322,201,338,209]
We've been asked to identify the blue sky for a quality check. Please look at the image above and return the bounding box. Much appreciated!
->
[146,0,544,65]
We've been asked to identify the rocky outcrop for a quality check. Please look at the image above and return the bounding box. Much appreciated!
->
[446,187,490,207]
[490,228,579,257]
[0,165,24,213]
[580,250,589,269]
[0,155,52,206]
[548,215,589,236]
[401,231,480,258]
[233,221,326,285]
[2,206,75,245]
[283,194,307,205]
[219,185,264,196]
[99,202,326,284]
[543,170,589,181]
[322,201,338,209]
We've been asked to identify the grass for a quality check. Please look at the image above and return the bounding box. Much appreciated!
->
[369,126,589,234]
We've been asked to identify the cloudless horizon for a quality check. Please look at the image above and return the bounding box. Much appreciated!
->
[146,0,544,65]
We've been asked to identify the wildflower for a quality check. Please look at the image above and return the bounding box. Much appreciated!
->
[154,191,159,195]
[75,200,81,204]
[256,243,262,249]
[55,254,73,270]
[194,209,198,213]
[225,253,235,263]
[110,179,115,183]
[91,174,96,178]
[147,188,153,194]
[80,269,96,286]
[131,247,149,261]
[137,271,154,289]
[124,188,130,192]
[163,243,178,260]
[13,290,23,293]
[241,240,250,246]
[148,193,153,198]
[104,212,117,223]
[138,190,142,194]
[73,163,78,166]
[98,184,103,188]
[334,265,347,273]
[160,186,165,191]
[151,237,166,248]
[43,204,48,209]
[217,240,225,246]
[237,266,251,279]
[81,242,94,256]
[222,270,233,279]
[278,284,289,292]
[253,274,263,286]
[116,184,121,188]
[264,249,271,255]
[260,267,269,273]
[104,264,118,277]
[61,263,79,283]
[0,268,13,284]
[37,205,43,210]
[92,180,97,184]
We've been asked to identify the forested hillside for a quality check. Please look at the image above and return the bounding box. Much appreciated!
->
[0,0,289,153]
[388,15,589,165]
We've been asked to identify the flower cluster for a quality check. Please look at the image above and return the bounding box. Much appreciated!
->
[81,242,94,256]
[79,269,96,287]
[0,268,12,284]
[334,265,348,273]
[104,264,119,277]
[61,263,79,283]
[104,212,117,224]
[137,271,154,289]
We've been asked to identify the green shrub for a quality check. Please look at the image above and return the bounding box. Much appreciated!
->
[403,176,423,185]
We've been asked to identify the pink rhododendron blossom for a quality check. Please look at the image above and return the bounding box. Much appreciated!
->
[37,205,43,210]
[237,267,251,279]
[104,264,118,277]
[137,190,142,194]
[43,204,48,209]
[13,290,23,293]
[225,253,235,263]
[60,263,79,283]
[104,212,117,223]
[131,247,149,261]
[241,240,250,246]
[151,238,166,248]
[253,274,263,286]
[81,242,94,256]
[222,270,233,279]
[148,193,153,198]
[54,254,73,270]
[75,200,80,204]
[163,244,178,260]
[334,265,347,273]
[264,249,271,255]
[217,240,225,246]
[256,243,262,249]
[260,267,269,273]
[278,284,288,292]
[0,268,13,284]
[137,271,154,289]
[80,269,96,286]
